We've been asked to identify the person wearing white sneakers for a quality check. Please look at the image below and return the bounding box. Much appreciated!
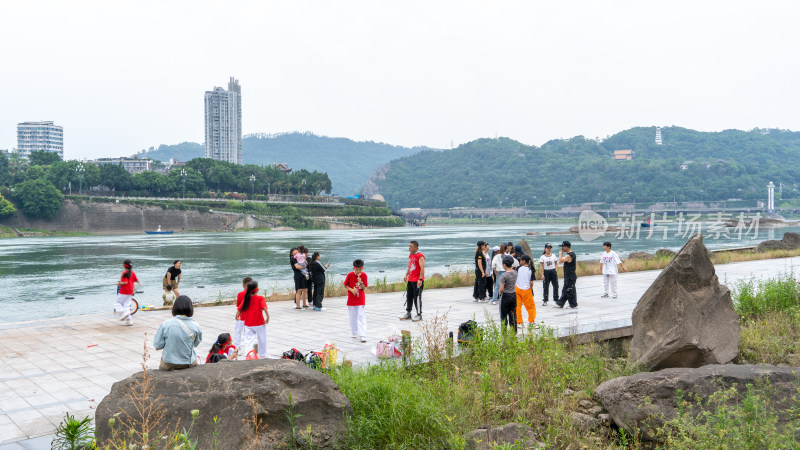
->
[344,259,369,342]
[599,241,626,298]
[115,259,140,326]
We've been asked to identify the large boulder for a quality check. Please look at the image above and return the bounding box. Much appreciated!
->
[756,232,800,252]
[95,359,351,449]
[628,252,655,260]
[781,232,800,249]
[756,239,789,252]
[630,233,739,370]
[518,239,532,258]
[595,364,800,440]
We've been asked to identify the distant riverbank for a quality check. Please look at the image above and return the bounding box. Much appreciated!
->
[0,197,405,235]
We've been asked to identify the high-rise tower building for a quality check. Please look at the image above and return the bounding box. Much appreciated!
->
[204,77,242,164]
[655,127,662,145]
[17,121,64,159]
[767,181,775,211]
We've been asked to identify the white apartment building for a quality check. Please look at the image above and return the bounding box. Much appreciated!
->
[17,121,64,158]
[204,77,242,164]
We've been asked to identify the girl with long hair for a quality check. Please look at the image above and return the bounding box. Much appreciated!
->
[239,280,269,358]
[115,259,139,326]
[309,252,330,311]
[473,241,488,302]
[206,333,238,363]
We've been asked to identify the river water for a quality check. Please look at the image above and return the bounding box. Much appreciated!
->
[1,222,797,323]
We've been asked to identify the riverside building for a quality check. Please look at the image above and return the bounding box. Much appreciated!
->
[17,121,64,159]
[204,77,242,164]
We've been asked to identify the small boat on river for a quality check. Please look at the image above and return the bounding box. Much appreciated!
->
[145,225,174,235]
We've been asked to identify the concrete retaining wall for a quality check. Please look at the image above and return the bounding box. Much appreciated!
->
[1,200,234,233]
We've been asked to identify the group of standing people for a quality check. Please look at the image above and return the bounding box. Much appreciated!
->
[289,245,331,311]
[471,239,628,331]
[112,235,628,371]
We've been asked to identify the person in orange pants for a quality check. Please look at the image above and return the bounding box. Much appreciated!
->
[515,256,536,327]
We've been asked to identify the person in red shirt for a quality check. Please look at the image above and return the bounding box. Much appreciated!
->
[233,276,253,350]
[115,259,140,326]
[344,259,368,342]
[400,240,425,322]
[239,280,269,358]
[206,332,238,363]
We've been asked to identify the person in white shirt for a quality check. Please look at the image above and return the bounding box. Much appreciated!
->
[515,255,536,328]
[538,244,559,305]
[490,243,509,305]
[600,241,626,298]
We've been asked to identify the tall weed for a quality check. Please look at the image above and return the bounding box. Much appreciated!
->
[732,274,800,318]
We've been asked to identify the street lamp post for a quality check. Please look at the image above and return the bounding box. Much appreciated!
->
[250,174,255,199]
[77,163,85,196]
[181,169,186,199]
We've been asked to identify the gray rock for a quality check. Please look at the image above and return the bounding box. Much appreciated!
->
[756,239,789,252]
[597,413,612,424]
[95,359,351,449]
[518,239,532,258]
[595,364,800,441]
[781,232,800,249]
[569,412,600,431]
[578,399,595,410]
[655,248,677,259]
[430,273,445,280]
[465,423,542,449]
[587,406,603,416]
[628,251,655,260]
[630,233,740,370]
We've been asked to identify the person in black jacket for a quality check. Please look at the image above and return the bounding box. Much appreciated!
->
[309,252,330,311]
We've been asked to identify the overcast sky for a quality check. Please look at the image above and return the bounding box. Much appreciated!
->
[1,1,798,160]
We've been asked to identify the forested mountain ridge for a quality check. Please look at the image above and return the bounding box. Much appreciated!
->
[142,132,440,196]
[369,127,800,208]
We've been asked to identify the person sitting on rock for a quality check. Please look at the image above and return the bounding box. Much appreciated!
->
[153,295,203,371]
[206,332,238,363]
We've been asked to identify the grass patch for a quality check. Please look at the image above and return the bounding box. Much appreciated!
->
[0,225,92,238]
[734,275,800,365]
[732,273,800,318]
[656,382,800,449]
[330,320,638,449]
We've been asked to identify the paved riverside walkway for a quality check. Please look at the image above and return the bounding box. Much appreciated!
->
[2,256,799,447]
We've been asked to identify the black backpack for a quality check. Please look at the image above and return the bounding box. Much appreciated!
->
[281,348,305,361]
[457,320,479,344]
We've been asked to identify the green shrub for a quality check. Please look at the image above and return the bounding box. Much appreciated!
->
[0,192,15,218]
[732,274,800,318]
[52,413,94,450]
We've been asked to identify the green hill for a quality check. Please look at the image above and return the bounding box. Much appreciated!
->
[142,133,439,196]
[369,127,800,208]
